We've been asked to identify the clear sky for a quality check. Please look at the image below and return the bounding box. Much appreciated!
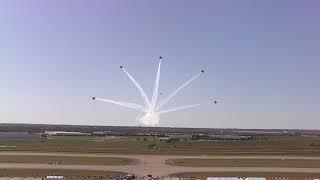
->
[1,0,319,129]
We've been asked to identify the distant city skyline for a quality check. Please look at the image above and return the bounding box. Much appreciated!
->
[1,0,319,129]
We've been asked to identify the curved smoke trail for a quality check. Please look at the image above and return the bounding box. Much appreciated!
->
[95,98,145,112]
[150,59,161,111]
[121,67,151,108]
[159,104,200,114]
[156,71,203,111]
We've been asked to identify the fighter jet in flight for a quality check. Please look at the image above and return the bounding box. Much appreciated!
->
[210,97,220,104]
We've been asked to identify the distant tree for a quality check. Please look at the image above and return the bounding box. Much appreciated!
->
[41,133,47,139]
[166,139,176,143]
[136,137,140,141]
[310,142,319,146]
[148,143,156,150]
[143,137,147,141]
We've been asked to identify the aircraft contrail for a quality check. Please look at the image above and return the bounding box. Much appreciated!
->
[121,66,150,108]
[150,58,161,111]
[155,71,203,111]
[159,104,201,114]
[93,56,204,126]
[94,98,146,112]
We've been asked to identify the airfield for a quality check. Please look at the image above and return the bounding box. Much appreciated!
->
[1,152,320,177]
[0,124,320,179]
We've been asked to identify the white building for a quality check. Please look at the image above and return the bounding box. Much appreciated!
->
[44,131,90,136]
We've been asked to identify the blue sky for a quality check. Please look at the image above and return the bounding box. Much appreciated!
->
[1,0,319,128]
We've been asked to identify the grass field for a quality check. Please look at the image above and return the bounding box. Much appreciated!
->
[171,172,320,179]
[171,158,320,168]
[1,135,320,155]
[0,169,123,177]
[0,155,132,165]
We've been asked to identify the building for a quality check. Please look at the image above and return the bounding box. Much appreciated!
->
[44,131,90,136]
[209,135,252,140]
[168,134,193,141]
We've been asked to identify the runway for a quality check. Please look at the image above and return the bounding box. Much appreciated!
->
[0,152,320,176]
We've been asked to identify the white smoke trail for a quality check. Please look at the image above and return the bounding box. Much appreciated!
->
[156,71,203,111]
[94,59,205,127]
[95,98,145,112]
[158,104,200,114]
[150,59,161,111]
[121,67,151,107]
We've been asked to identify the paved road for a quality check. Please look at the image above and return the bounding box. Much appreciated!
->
[1,152,320,160]
[0,152,320,176]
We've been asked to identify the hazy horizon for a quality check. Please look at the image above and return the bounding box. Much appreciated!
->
[1,0,319,129]
[2,122,319,131]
